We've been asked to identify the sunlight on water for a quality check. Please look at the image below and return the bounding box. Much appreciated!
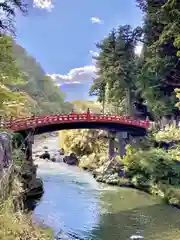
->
[33,136,180,240]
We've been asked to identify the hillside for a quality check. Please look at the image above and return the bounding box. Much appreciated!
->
[12,42,73,115]
[72,100,102,114]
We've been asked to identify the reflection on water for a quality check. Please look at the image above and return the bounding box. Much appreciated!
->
[33,137,180,240]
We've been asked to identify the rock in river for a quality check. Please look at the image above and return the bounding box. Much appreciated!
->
[39,151,50,160]
[63,153,79,165]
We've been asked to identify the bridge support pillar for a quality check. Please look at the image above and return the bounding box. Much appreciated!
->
[129,135,141,149]
[24,131,34,163]
[117,132,128,158]
[108,131,116,159]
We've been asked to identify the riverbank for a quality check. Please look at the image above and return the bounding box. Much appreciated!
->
[0,198,53,240]
[79,148,180,209]
[0,170,53,240]
[60,128,180,209]
[0,131,53,240]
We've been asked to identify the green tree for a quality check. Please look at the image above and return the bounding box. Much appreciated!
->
[11,41,73,115]
[136,0,180,118]
[90,25,143,115]
[0,36,25,113]
[0,0,27,34]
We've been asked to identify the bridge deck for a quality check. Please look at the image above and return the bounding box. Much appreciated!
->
[2,113,149,136]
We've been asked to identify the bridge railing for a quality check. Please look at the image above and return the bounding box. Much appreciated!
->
[1,113,149,130]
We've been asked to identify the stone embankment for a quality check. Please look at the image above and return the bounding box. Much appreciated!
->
[92,158,131,186]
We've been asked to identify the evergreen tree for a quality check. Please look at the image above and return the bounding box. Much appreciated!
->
[136,0,180,118]
[90,25,143,115]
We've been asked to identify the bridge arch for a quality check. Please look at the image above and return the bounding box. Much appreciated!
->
[4,113,149,160]
[5,113,149,137]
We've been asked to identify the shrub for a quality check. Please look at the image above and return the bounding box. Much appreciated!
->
[0,169,53,240]
[168,146,180,161]
[154,126,180,142]
[63,129,108,156]
[79,152,108,170]
[123,145,180,186]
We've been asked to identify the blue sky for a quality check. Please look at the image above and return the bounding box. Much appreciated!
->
[15,0,143,101]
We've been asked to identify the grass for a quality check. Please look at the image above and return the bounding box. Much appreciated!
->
[0,161,54,240]
[0,198,53,240]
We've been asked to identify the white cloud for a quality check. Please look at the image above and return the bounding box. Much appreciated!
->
[48,65,97,86]
[90,17,103,24]
[89,50,99,65]
[49,44,143,87]
[33,0,54,11]
[89,50,99,58]
[135,44,143,56]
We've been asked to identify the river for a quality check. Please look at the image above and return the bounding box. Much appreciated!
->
[32,136,180,240]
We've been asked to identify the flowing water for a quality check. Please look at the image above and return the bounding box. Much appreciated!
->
[33,136,180,240]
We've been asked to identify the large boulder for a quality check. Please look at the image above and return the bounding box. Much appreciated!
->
[51,157,56,162]
[63,153,79,165]
[93,156,130,186]
[93,156,124,177]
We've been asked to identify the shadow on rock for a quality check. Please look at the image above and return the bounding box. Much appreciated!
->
[63,153,79,165]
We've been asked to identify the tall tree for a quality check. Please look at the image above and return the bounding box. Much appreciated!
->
[136,0,180,118]
[90,25,143,115]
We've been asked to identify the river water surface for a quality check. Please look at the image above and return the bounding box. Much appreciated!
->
[33,136,180,240]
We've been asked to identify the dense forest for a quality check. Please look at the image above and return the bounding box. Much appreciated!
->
[90,0,180,120]
[12,42,73,115]
[0,37,73,118]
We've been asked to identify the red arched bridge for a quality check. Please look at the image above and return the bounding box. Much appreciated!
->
[3,113,149,137]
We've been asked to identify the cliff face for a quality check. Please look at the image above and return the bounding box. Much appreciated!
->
[0,132,43,200]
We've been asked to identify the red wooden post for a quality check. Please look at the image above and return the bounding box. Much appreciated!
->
[71,109,75,119]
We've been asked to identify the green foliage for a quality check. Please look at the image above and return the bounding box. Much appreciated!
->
[90,1,180,118]
[0,35,72,117]
[123,146,180,187]
[0,36,25,112]
[153,126,180,161]
[0,0,27,35]
[12,41,73,115]
[136,0,180,118]
[0,36,21,83]
[79,153,108,171]
[0,192,53,240]
[158,0,180,56]
[168,146,180,161]
[63,129,108,157]
[154,126,180,142]
[62,129,108,170]
[90,25,143,115]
